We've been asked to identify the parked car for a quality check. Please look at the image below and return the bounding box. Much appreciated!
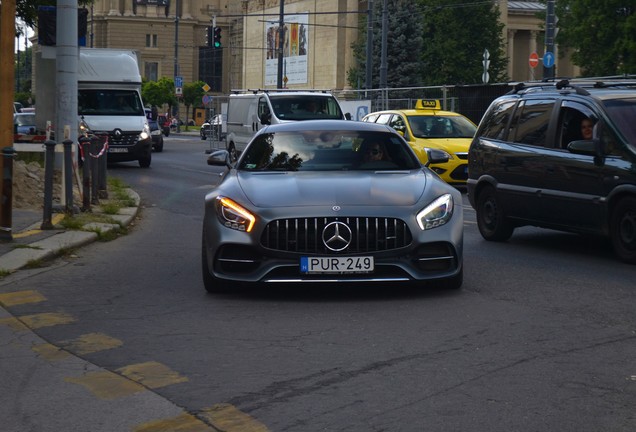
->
[14,112,36,135]
[202,120,464,293]
[200,113,226,141]
[362,100,477,186]
[467,78,636,263]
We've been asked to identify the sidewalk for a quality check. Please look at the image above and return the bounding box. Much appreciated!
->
[0,189,140,274]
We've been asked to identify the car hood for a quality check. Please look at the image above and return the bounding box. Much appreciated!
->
[237,170,427,207]
[82,115,147,133]
[413,137,471,154]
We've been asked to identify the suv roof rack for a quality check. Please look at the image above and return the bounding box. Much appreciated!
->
[508,76,636,96]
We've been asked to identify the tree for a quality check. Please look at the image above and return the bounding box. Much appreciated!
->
[17,0,94,28]
[182,81,206,127]
[554,0,636,76]
[348,0,425,89]
[141,77,176,114]
[418,0,507,85]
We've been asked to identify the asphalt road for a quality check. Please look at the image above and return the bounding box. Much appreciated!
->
[2,134,636,432]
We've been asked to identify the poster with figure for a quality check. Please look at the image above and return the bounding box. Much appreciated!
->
[265,13,308,86]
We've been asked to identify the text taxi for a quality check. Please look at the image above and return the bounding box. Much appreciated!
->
[362,99,476,186]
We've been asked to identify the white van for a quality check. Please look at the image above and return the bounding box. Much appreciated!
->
[78,49,152,168]
[225,90,346,160]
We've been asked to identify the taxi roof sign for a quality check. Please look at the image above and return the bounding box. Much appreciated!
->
[415,99,441,110]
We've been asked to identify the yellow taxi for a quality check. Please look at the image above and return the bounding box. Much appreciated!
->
[362,100,476,186]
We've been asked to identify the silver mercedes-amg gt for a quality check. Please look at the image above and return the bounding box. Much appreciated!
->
[202,120,464,292]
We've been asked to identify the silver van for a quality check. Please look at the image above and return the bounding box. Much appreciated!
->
[225,90,346,160]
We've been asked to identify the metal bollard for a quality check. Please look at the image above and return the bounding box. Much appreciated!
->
[41,140,56,230]
[0,147,16,241]
[79,136,91,212]
[96,132,108,199]
[63,139,74,213]
[90,135,100,205]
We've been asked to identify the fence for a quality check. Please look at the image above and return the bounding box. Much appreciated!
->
[332,83,512,125]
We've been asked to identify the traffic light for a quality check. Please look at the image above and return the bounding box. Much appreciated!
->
[213,26,222,48]
[206,26,213,47]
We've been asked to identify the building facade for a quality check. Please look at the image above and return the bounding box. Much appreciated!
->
[34,0,579,97]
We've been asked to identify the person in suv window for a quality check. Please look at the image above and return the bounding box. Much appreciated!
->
[580,117,595,140]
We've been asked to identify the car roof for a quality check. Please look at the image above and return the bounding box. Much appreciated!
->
[260,119,395,133]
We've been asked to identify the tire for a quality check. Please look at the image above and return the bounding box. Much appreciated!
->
[201,230,227,293]
[610,197,636,264]
[438,267,463,290]
[163,128,170,137]
[155,138,164,153]
[200,131,206,140]
[476,186,513,241]
[139,153,151,168]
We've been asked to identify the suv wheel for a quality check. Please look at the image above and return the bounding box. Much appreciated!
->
[476,186,513,241]
[611,197,636,264]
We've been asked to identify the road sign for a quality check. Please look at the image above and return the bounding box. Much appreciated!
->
[529,52,539,68]
[202,95,211,105]
[175,87,182,96]
[175,76,183,88]
[543,51,555,68]
[202,83,210,92]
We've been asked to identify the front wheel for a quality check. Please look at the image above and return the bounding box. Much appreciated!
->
[202,231,227,293]
[610,197,636,264]
[139,154,151,168]
[476,186,513,241]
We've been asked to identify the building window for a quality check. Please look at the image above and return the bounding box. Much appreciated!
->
[146,34,158,48]
[145,62,158,81]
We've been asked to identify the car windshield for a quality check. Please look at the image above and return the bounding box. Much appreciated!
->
[603,98,636,145]
[14,114,35,126]
[238,130,421,172]
[269,95,344,121]
[407,115,476,139]
[78,89,144,116]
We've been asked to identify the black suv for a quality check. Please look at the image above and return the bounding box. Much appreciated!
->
[467,78,636,263]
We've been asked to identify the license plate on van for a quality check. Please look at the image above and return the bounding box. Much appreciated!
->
[300,256,374,274]
[109,147,128,153]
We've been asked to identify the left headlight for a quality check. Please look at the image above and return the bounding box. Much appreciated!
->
[215,196,256,233]
[139,123,151,141]
[416,194,454,230]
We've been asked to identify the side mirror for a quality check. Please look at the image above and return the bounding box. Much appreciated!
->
[345,112,352,120]
[567,139,605,166]
[207,150,232,168]
[424,148,450,166]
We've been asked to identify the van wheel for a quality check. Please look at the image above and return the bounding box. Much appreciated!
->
[610,197,636,264]
[139,155,151,168]
[228,143,238,162]
[476,186,513,241]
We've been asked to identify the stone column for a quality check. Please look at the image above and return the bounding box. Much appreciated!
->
[123,0,135,16]
[108,0,120,16]
[507,29,516,80]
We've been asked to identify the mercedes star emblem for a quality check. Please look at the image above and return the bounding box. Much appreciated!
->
[322,221,352,252]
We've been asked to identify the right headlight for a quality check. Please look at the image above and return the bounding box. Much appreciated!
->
[79,119,91,137]
[416,194,454,230]
[215,196,256,233]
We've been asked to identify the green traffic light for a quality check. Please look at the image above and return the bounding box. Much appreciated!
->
[214,41,221,48]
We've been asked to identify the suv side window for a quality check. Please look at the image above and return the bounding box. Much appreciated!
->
[510,99,554,147]
[557,100,597,149]
[480,100,516,140]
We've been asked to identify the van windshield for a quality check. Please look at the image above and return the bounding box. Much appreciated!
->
[79,90,144,116]
[269,95,344,121]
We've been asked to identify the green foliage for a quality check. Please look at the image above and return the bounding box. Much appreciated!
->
[348,0,506,88]
[348,0,424,89]
[419,0,507,85]
[555,0,636,76]
[141,76,176,113]
[182,80,206,123]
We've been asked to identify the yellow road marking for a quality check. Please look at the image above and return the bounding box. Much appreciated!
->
[0,290,46,307]
[13,214,66,239]
[59,332,123,355]
[134,413,216,432]
[65,370,146,400]
[0,317,29,331]
[199,404,270,432]
[117,361,189,389]
[32,343,71,361]
[19,312,75,329]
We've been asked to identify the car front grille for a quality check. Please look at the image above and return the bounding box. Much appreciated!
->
[261,217,412,254]
[106,131,139,146]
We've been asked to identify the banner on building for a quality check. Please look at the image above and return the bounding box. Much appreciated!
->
[265,13,309,86]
